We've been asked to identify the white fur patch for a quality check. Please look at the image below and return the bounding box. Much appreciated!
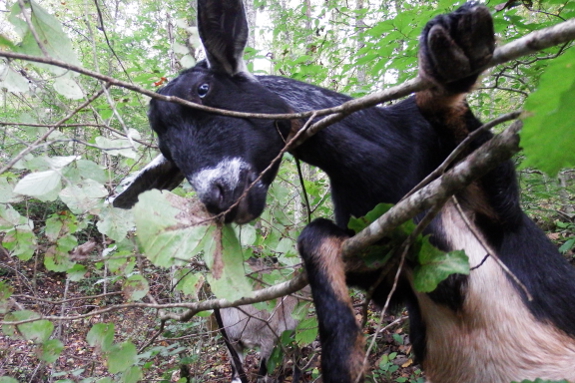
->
[416,202,575,383]
[190,157,250,200]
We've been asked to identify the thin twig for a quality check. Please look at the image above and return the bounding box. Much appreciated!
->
[358,203,445,383]
[0,85,110,174]
[451,195,533,301]
[402,110,523,200]
[0,17,573,124]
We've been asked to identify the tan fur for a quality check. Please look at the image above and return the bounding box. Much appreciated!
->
[415,202,575,383]
[317,237,351,306]
[415,90,470,143]
[316,237,367,380]
[457,183,500,222]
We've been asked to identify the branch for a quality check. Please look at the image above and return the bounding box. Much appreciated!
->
[342,120,523,258]
[1,272,308,326]
[158,271,308,322]
[0,17,573,126]
[297,18,575,143]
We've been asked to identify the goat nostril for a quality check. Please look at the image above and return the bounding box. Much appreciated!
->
[216,183,225,204]
[203,181,227,214]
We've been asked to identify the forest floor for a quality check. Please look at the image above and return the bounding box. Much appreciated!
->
[0,246,424,383]
[1,225,573,383]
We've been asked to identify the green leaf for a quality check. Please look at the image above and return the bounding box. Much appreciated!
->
[6,310,53,343]
[1,227,36,261]
[76,160,108,183]
[13,170,62,201]
[121,366,143,383]
[175,270,205,299]
[10,1,81,76]
[0,176,21,204]
[0,377,19,383]
[295,317,318,346]
[413,237,469,293]
[0,64,29,93]
[53,73,84,99]
[95,134,139,159]
[348,203,393,233]
[122,274,149,301]
[87,323,115,353]
[0,281,13,315]
[68,264,87,281]
[97,204,134,242]
[0,204,37,260]
[41,339,64,363]
[107,342,137,373]
[44,235,77,272]
[59,179,107,214]
[133,190,211,267]
[521,47,575,175]
[206,225,253,301]
[0,34,16,50]
[45,214,64,241]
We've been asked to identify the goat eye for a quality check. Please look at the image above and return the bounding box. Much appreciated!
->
[197,83,210,98]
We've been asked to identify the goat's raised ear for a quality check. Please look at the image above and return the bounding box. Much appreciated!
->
[197,0,249,76]
[111,154,185,209]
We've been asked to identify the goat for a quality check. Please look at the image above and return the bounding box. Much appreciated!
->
[216,259,306,383]
[217,295,302,383]
[113,1,575,382]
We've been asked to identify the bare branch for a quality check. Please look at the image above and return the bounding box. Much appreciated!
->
[0,17,573,126]
[342,120,523,258]
[1,271,308,326]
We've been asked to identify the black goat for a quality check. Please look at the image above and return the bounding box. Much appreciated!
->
[114,1,575,382]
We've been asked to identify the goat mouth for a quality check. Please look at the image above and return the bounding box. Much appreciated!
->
[212,191,262,224]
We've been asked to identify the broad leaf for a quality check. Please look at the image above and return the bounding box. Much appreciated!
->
[87,323,115,353]
[7,310,53,343]
[413,237,469,293]
[97,205,134,242]
[521,47,575,175]
[59,179,107,214]
[0,64,29,93]
[206,224,253,301]
[40,339,64,363]
[133,190,211,267]
[53,73,84,99]
[295,317,318,346]
[10,1,81,76]
[107,342,137,373]
[13,170,61,201]
[0,281,13,315]
[121,366,143,383]
[348,203,394,233]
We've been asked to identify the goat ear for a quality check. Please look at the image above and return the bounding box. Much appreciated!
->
[197,0,249,76]
[111,154,185,209]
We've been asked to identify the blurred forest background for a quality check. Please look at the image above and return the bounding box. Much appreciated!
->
[0,0,574,382]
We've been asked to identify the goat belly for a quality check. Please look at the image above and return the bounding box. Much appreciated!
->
[415,203,575,383]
